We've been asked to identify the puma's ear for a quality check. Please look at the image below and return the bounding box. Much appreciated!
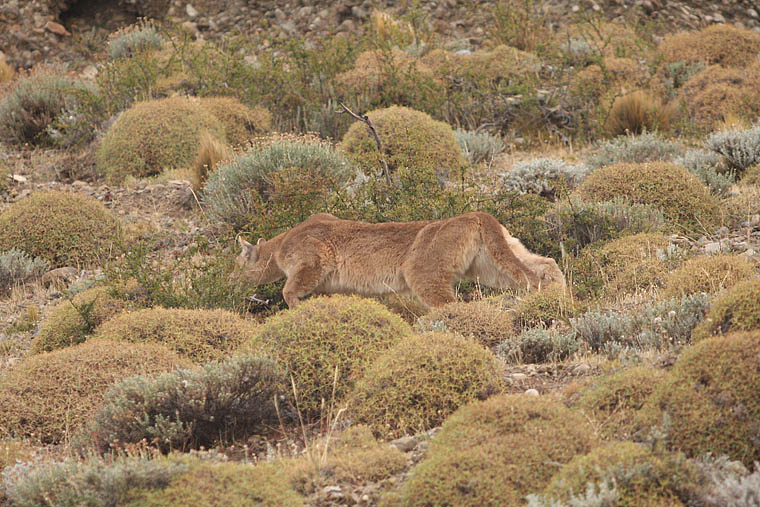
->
[257,238,265,246]
[238,236,254,252]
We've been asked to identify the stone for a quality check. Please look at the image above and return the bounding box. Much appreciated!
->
[390,436,417,452]
[572,363,591,376]
[525,389,540,397]
[44,21,69,37]
[510,373,528,381]
[40,267,78,287]
[185,4,198,18]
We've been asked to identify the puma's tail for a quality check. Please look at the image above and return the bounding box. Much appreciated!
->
[477,212,542,290]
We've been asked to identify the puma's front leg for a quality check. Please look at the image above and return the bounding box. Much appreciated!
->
[281,238,333,308]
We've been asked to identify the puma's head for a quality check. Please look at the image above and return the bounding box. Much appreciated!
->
[534,257,566,289]
[231,236,281,284]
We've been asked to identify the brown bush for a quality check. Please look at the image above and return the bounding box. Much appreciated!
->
[605,91,677,137]
[691,277,760,340]
[660,24,760,68]
[0,339,190,443]
[662,254,754,299]
[417,300,515,347]
[199,96,273,146]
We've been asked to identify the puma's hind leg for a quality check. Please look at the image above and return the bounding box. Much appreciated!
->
[281,238,333,308]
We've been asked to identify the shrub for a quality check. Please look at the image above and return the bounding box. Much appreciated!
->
[0,339,190,443]
[577,162,720,233]
[107,21,164,59]
[659,24,760,68]
[541,442,700,506]
[339,105,465,179]
[701,458,760,506]
[290,425,406,497]
[128,460,303,506]
[569,294,710,357]
[639,331,760,466]
[247,295,411,418]
[502,158,589,200]
[349,332,503,439]
[31,286,128,353]
[572,365,667,439]
[415,300,515,348]
[570,233,671,299]
[94,307,257,363]
[2,455,187,507]
[199,96,273,146]
[0,67,94,146]
[544,197,666,255]
[0,248,48,294]
[678,63,760,131]
[585,131,682,169]
[396,394,597,505]
[673,149,734,196]
[204,136,354,232]
[662,254,753,299]
[514,284,583,327]
[691,278,760,339]
[0,191,120,267]
[454,129,505,165]
[84,354,286,453]
[96,97,226,183]
[706,122,760,173]
[497,328,580,364]
[604,91,677,137]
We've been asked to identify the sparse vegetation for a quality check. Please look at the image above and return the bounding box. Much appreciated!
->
[0,249,49,294]
[585,131,682,169]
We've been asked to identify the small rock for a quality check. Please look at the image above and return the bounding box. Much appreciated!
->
[510,373,528,381]
[181,21,198,36]
[322,485,343,500]
[390,436,417,452]
[704,241,722,254]
[45,21,70,36]
[572,363,591,376]
[185,3,198,18]
[525,389,540,397]
[11,174,27,183]
[41,267,78,287]
[716,226,730,236]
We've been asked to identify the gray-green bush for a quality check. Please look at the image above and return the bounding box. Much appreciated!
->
[84,354,287,453]
[497,328,579,364]
[502,158,589,199]
[586,131,682,169]
[107,24,164,59]
[706,122,760,173]
[674,149,734,196]
[454,129,506,164]
[0,249,49,294]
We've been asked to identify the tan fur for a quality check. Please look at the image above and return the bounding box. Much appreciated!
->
[232,212,565,308]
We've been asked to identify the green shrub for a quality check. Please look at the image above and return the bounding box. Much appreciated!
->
[541,442,700,506]
[502,158,589,200]
[544,197,666,256]
[339,105,465,179]
[395,394,597,506]
[691,277,760,339]
[573,365,667,439]
[570,233,671,299]
[0,339,190,443]
[0,191,120,268]
[204,136,354,232]
[585,131,682,170]
[497,327,580,364]
[2,455,187,507]
[454,129,505,165]
[128,460,303,506]
[662,254,754,299]
[94,307,257,363]
[673,149,734,196]
[659,24,760,68]
[247,295,411,419]
[349,332,503,439]
[107,21,164,59]
[0,67,94,146]
[32,286,128,353]
[514,284,583,327]
[84,353,286,453]
[416,300,515,348]
[638,331,760,466]
[577,162,720,233]
[0,248,48,294]
[96,97,226,183]
[706,122,760,174]
[199,96,273,146]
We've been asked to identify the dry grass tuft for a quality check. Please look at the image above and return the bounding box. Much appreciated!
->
[190,131,232,190]
[605,91,677,137]
[0,59,14,84]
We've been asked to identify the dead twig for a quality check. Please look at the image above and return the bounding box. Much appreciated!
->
[337,102,392,185]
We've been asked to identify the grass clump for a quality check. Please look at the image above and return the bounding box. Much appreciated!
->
[416,300,515,348]
[128,460,303,506]
[349,332,503,439]
[0,248,49,294]
[538,442,700,506]
[0,67,94,146]
[659,24,760,68]
[96,97,226,183]
[577,162,720,233]
[189,130,232,190]
[0,191,120,268]
[502,158,589,200]
[247,295,411,419]
[0,339,190,443]
[604,91,677,137]
[0,59,14,83]
[571,365,667,439]
[706,122,760,174]
[204,135,354,232]
[638,331,760,466]
[585,131,682,169]
[84,354,286,453]
[31,286,128,353]
[93,307,257,363]
[339,105,465,179]
[514,284,583,328]
[199,96,273,146]
[394,394,597,506]
[662,254,754,299]
[691,277,760,339]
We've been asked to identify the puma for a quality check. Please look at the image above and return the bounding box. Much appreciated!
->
[232,212,565,308]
